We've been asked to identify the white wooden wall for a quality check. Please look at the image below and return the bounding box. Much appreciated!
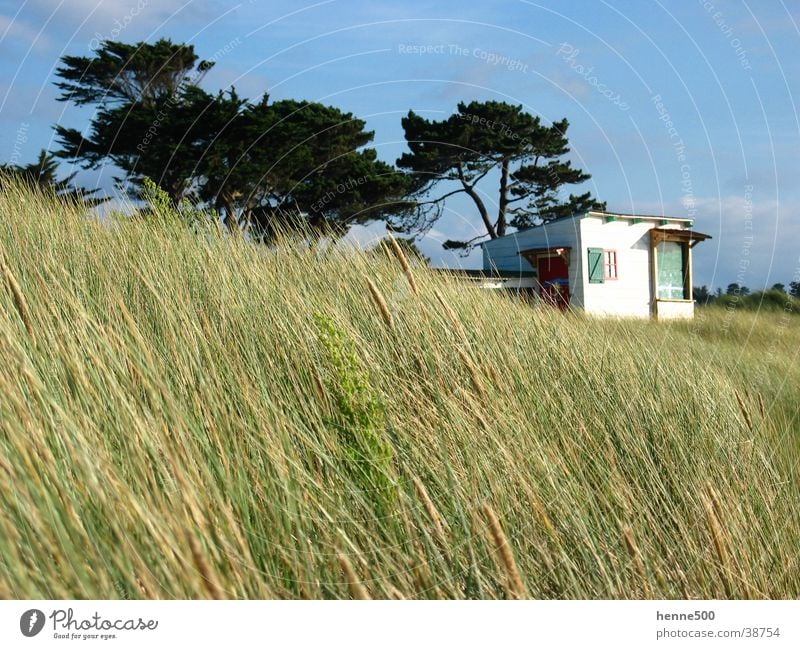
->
[578,217,655,318]
[655,300,695,319]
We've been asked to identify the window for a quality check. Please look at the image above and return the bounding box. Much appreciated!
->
[587,248,604,283]
[657,241,689,299]
[604,250,618,280]
[588,248,618,283]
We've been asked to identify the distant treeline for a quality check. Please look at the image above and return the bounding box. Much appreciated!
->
[695,282,799,312]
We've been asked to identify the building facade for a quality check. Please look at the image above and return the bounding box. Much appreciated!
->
[481,211,711,319]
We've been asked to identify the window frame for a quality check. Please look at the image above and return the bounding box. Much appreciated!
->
[603,249,618,281]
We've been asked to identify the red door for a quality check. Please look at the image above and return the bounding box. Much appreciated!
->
[537,255,570,310]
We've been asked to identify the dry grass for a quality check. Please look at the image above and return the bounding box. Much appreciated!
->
[0,181,798,599]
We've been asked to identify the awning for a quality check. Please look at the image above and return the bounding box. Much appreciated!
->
[650,228,712,247]
[518,246,572,265]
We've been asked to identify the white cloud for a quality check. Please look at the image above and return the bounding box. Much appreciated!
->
[339,220,387,249]
[0,13,50,50]
[27,0,182,24]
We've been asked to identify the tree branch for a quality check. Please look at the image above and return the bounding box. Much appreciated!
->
[443,231,492,251]
[466,165,493,189]
[415,188,467,205]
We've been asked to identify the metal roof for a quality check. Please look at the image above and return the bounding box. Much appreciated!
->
[587,210,693,222]
[480,210,695,245]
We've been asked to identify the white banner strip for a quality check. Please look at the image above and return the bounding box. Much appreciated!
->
[1,600,797,648]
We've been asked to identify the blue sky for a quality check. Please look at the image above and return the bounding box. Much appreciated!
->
[1,0,799,288]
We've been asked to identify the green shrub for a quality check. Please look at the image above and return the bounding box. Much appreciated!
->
[314,312,397,515]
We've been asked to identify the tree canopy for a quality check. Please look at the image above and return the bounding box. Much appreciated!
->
[394,101,604,249]
[54,38,208,107]
[53,38,410,239]
[726,283,751,296]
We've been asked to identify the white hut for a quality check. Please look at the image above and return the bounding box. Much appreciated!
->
[481,210,711,319]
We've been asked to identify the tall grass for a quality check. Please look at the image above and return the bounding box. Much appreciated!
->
[0,181,798,599]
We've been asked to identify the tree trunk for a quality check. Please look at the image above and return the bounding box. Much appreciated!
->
[497,158,510,237]
[221,193,238,231]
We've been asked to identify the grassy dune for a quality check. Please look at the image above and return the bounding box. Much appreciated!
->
[0,183,798,599]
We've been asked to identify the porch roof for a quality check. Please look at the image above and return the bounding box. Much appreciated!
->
[650,228,712,247]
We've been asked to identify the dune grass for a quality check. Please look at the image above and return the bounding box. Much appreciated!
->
[0,182,798,599]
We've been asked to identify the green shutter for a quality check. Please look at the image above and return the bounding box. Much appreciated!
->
[587,248,604,284]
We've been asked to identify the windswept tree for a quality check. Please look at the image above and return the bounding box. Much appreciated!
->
[54,39,214,202]
[395,101,604,249]
[0,150,105,206]
[53,38,410,239]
